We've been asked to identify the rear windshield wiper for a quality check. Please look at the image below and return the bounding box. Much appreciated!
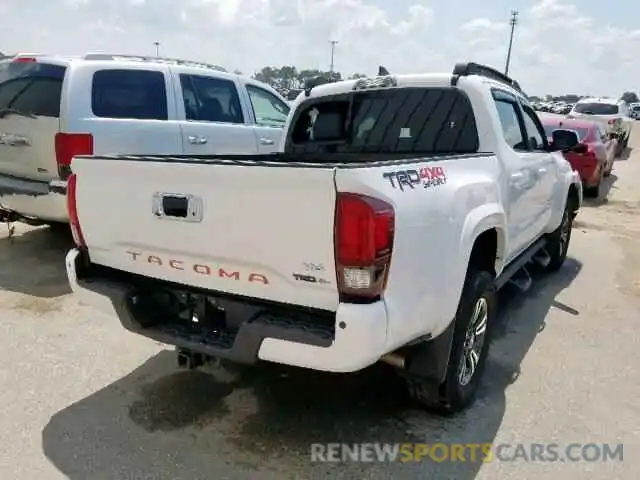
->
[0,108,36,119]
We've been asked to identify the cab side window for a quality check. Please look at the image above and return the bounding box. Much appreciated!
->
[493,91,527,151]
[520,105,546,151]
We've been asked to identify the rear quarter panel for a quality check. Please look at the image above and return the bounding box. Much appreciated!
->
[335,154,505,351]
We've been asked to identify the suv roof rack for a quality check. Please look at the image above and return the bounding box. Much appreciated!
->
[451,61,522,93]
[82,53,227,72]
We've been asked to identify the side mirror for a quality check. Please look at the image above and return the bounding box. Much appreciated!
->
[551,129,579,151]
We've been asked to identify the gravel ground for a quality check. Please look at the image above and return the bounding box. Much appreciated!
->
[0,140,639,480]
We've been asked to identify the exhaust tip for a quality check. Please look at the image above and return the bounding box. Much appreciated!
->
[380,352,405,369]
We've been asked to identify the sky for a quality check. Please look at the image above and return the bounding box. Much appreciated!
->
[0,0,638,98]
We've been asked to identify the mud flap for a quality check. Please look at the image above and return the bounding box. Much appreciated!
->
[404,319,456,384]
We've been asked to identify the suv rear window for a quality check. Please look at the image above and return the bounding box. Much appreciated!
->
[285,87,479,155]
[91,69,168,120]
[543,125,589,141]
[0,60,66,117]
[573,103,619,115]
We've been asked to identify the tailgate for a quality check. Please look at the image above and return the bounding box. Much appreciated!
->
[73,157,340,311]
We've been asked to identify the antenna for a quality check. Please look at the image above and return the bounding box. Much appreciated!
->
[504,10,518,76]
[153,41,160,57]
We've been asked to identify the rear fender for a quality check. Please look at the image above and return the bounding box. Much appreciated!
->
[406,204,505,385]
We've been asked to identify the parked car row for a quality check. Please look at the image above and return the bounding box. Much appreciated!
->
[0,53,291,225]
[534,101,574,114]
[538,113,617,198]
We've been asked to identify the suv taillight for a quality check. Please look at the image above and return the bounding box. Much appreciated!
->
[54,133,93,180]
[334,193,394,302]
[66,173,86,248]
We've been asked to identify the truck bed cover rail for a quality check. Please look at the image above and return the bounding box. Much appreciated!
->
[73,152,494,169]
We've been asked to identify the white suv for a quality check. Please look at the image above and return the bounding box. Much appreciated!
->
[568,97,633,150]
[0,53,290,226]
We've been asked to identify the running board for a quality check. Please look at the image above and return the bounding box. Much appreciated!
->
[508,267,532,292]
[495,237,547,291]
[532,248,551,268]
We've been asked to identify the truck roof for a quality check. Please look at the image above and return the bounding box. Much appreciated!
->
[296,62,527,105]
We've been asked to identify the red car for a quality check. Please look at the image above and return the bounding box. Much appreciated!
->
[540,115,617,197]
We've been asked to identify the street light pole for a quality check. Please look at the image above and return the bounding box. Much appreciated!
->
[504,10,518,76]
[329,40,338,78]
[153,41,160,57]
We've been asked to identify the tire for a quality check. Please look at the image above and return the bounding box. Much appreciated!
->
[542,201,573,272]
[583,181,600,198]
[623,133,629,148]
[405,269,496,415]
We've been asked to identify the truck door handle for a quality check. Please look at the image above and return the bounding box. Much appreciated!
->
[259,137,274,145]
[187,136,208,145]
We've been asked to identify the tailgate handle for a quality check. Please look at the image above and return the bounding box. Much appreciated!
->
[152,193,203,223]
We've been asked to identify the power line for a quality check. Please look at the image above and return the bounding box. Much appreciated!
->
[329,40,338,76]
[504,10,518,76]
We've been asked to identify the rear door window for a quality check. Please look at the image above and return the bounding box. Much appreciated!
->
[91,69,168,120]
[286,87,479,154]
[0,60,66,117]
[179,74,244,124]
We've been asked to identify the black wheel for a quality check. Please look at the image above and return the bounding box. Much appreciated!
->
[405,269,496,415]
[583,181,600,198]
[542,201,573,272]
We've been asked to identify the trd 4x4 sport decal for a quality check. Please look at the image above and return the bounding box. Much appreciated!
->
[382,166,447,191]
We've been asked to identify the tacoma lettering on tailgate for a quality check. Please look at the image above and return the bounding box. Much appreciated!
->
[125,251,269,284]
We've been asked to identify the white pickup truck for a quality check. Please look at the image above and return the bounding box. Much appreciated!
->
[66,63,583,414]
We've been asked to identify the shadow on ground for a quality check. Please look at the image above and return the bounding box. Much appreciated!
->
[42,259,582,480]
[615,147,632,161]
[0,224,73,298]
[582,173,618,207]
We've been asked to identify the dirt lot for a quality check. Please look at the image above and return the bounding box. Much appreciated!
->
[0,141,639,479]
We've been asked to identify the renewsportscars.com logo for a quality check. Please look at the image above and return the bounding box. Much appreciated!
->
[310,442,624,463]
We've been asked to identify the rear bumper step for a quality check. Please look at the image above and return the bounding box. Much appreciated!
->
[65,248,390,372]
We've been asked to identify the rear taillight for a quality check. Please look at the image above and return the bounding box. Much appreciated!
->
[66,173,86,248]
[54,133,93,180]
[334,193,394,302]
[608,119,616,125]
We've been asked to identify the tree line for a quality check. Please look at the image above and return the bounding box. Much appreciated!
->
[247,66,367,99]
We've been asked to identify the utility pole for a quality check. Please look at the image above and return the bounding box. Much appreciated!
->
[504,10,518,76]
[153,41,160,57]
[329,40,338,78]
